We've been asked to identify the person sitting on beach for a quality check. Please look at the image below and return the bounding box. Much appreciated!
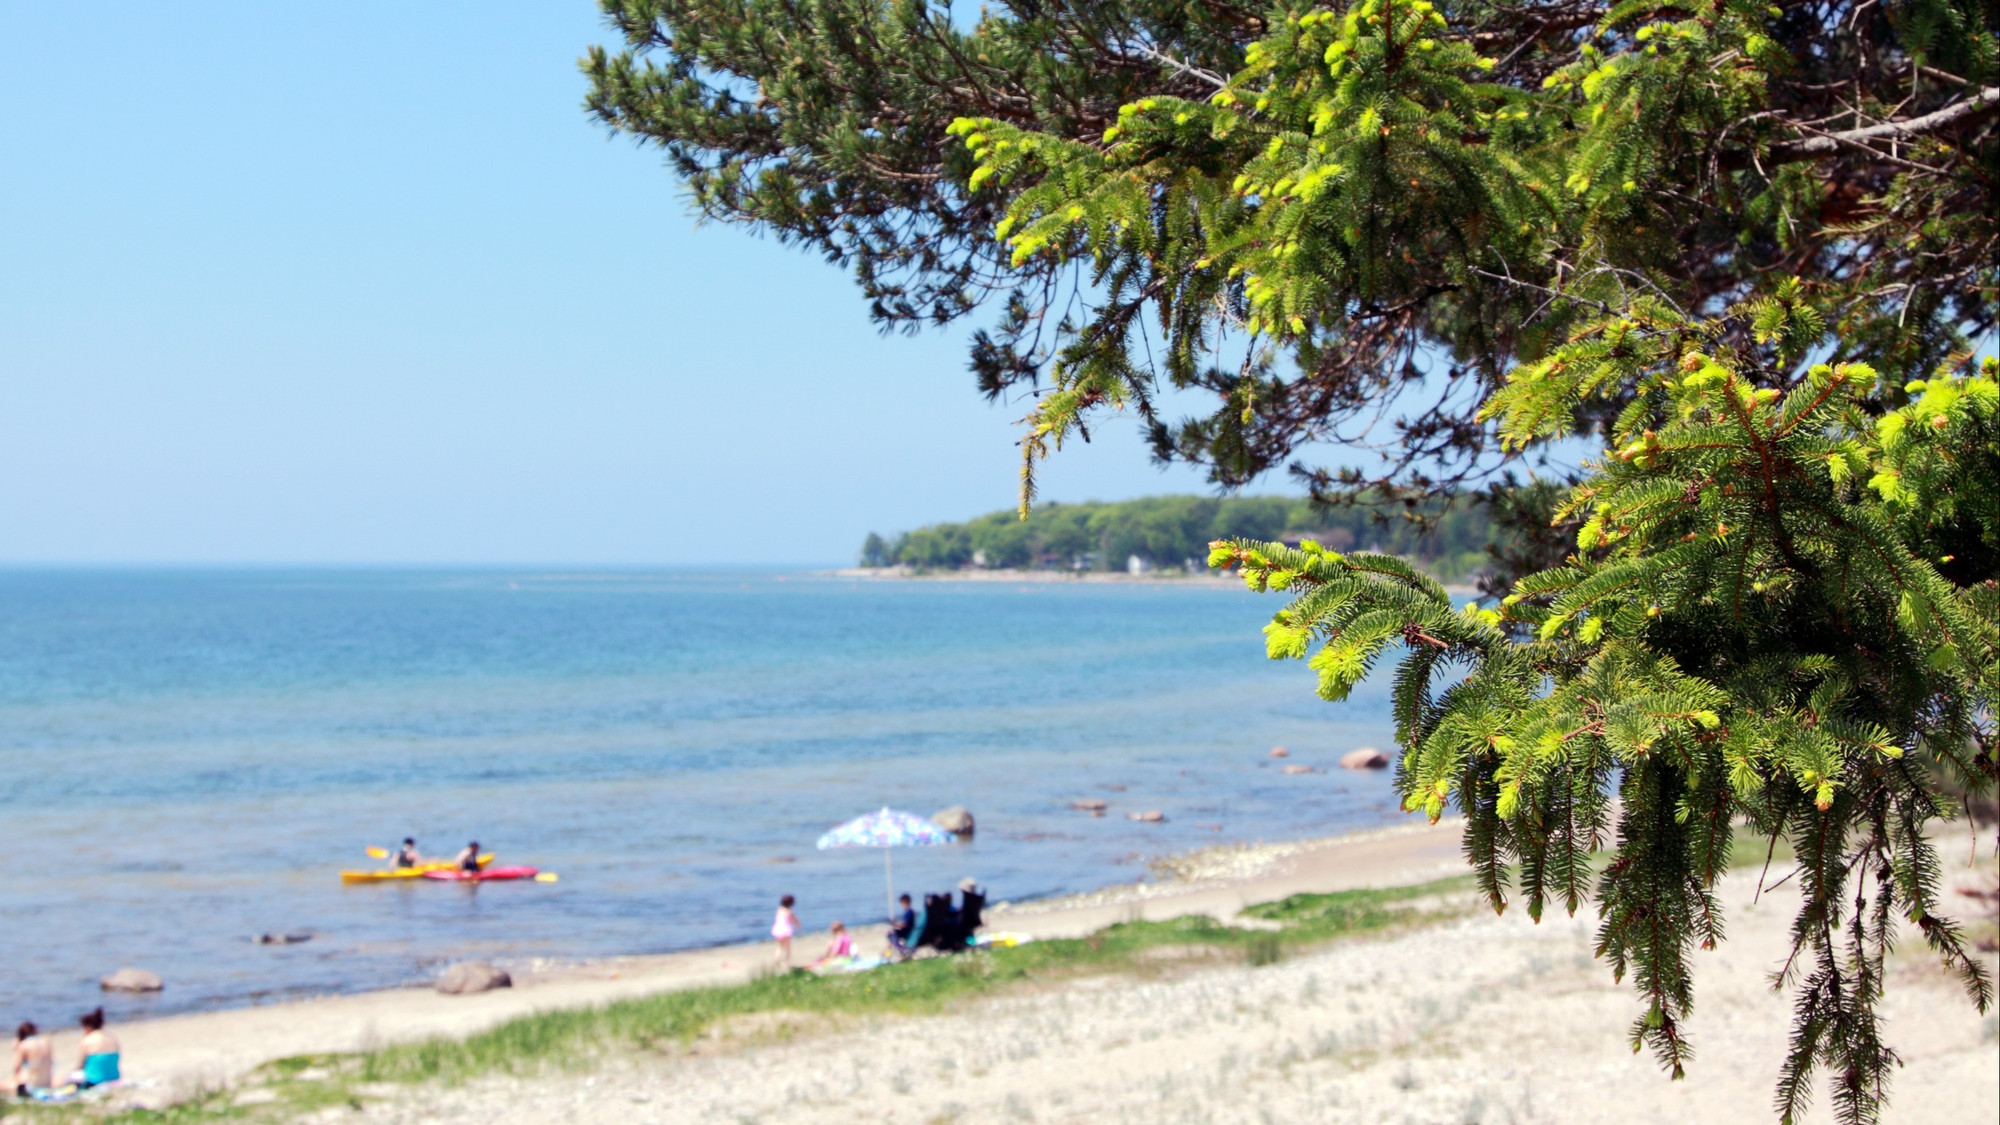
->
[67,1009,118,1090]
[885,894,916,959]
[454,841,481,873]
[392,838,423,869]
[12,1022,52,1098]
[771,894,800,968]
[808,920,852,969]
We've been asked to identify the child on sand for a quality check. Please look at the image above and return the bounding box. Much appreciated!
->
[809,920,852,969]
[12,1022,52,1098]
[771,894,799,968]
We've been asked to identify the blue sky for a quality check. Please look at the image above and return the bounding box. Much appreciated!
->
[0,3,1288,565]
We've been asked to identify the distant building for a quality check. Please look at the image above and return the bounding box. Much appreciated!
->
[1126,554,1152,575]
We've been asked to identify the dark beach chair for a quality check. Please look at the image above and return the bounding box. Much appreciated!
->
[916,892,960,953]
[958,889,986,941]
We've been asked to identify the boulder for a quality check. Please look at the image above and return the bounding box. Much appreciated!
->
[1340,748,1391,770]
[1127,809,1166,823]
[1268,746,1290,758]
[1281,764,1318,775]
[1070,798,1109,815]
[932,806,976,837]
[99,967,163,992]
[435,961,512,995]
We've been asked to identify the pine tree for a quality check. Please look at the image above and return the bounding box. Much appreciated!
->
[1209,334,1996,1123]
[586,0,1997,508]
[591,5,1999,1117]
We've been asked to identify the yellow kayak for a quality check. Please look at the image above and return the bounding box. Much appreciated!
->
[341,854,493,884]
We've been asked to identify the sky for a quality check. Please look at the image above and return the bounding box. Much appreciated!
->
[0,2,1302,566]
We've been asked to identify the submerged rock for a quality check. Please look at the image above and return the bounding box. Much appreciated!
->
[1281,764,1319,775]
[1070,798,1109,815]
[436,961,512,995]
[100,967,163,992]
[1340,748,1391,770]
[1268,746,1290,758]
[1127,809,1166,823]
[932,806,976,837]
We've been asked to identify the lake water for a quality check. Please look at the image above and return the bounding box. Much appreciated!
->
[0,569,1407,1023]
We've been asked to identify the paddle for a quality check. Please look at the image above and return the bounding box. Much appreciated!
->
[365,846,388,859]
[534,873,559,883]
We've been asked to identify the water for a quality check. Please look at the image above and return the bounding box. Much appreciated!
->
[0,569,1406,1024]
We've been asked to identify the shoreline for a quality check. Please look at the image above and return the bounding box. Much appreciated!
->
[59,818,1470,1106]
[828,565,1241,585]
[827,565,1481,597]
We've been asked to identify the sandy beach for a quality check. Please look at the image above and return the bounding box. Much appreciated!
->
[47,819,1997,1123]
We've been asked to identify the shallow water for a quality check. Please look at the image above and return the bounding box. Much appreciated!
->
[0,569,1406,1023]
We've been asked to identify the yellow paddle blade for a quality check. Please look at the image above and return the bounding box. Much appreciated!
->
[365,846,388,859]
[534,872,559,883]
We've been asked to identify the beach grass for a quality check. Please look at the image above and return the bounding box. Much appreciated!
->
[355,874,1477,1087]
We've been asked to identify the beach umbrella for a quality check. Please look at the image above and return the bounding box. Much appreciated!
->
[816,807,956,912]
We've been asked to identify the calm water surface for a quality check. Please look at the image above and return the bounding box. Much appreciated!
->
[0,569,1406,1022]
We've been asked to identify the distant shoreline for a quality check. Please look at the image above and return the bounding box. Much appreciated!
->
[828,565,1481,598]
[827,565,1239,586]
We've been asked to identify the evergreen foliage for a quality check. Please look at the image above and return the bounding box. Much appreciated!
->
[862,492,1492,577]
[1210,345,1998,1122]
[586,0,1998,511]
[589,2,1999,1117]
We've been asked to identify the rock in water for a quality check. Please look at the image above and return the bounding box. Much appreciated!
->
[1127,809,1166,823]
[1281,764,1318,775]
[932,806,975,837]
[436,962,512,995]
[1340,748,1391,770]
[100,968,163,992]
[1268,746,1290,758]
[1070,798,1109,815]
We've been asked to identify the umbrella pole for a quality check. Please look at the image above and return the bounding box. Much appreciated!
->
[884,848,895,918]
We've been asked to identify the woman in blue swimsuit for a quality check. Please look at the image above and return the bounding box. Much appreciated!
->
[70,1009,118,1090]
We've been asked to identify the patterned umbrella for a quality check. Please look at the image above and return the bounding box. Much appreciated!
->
[817,808,956,912]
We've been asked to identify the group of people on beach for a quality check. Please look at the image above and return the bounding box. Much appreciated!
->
[12,1008,119,1101]
[770,877,984,970]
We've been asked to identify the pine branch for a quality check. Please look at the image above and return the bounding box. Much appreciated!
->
[1764,86,2000,165]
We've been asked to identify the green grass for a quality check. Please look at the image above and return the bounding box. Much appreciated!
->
[0,874,1475,1123]
[360,873,1474,1086]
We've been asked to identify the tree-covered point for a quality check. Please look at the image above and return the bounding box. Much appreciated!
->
[859,493,1492,580]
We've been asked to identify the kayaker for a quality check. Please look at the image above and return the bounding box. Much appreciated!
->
[68,1009,118,1090]
[392,838,423,869]
[12,1022,51,1097]
[454,841,481,874]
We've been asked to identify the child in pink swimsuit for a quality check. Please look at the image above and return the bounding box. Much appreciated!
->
[809,920,853,969]
[771,894,799,968]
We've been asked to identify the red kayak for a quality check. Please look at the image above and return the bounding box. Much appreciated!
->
[423,865,540,882]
